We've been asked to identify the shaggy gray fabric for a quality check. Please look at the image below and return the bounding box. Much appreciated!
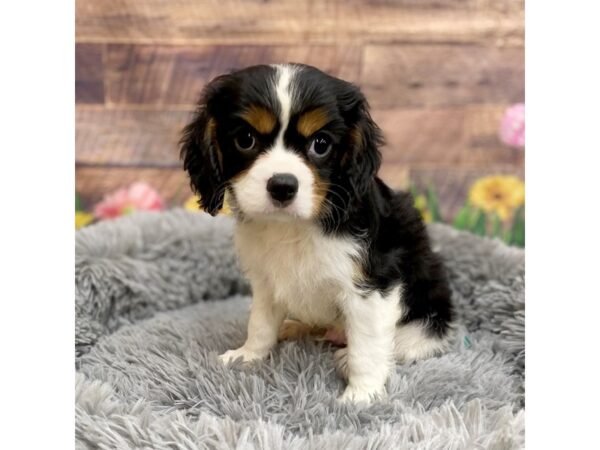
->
[75,209,525,449]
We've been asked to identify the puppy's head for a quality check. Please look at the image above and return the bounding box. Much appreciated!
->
[181,64,383,223]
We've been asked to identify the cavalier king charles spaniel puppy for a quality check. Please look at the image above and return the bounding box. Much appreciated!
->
[181,63,455,403]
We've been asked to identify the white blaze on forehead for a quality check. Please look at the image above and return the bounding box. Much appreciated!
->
[272,64,297,148]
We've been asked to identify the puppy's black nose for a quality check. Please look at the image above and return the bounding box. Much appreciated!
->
[267,173,298,206]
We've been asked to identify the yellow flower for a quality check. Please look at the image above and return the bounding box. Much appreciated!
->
[469,175,525,220]
[413,194,432,223]
[184,193,232,215]
[421,210,432,223]
[75,211,94,230]
[184,195,202,212]
[414,194,427,211]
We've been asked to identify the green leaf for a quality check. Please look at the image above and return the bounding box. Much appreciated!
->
[453,205,471,230]
[408,183,419,199]
[465,207,479,229]
[510,206,525,247]
[491,213,503,239]
[75,192,82,212]
[503,228,513,245]
[427,185,443,222]
[472,209,487,236]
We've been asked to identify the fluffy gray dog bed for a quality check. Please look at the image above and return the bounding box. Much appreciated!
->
[75,209,525,449]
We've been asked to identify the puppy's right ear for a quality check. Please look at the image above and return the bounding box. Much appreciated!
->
[180,96,225,216]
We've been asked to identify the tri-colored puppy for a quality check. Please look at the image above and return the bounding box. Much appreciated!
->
[181,63,455,403]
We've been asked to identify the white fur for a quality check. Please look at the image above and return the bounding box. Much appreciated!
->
[220,219,405,403]
[232,148,315,220]
[231,64,316,219]
[394,321,454,364]
[234,220,361,328]
[337,287,402,403]
[273,64,295,147]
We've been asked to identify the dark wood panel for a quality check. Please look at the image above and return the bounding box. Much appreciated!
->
[76,166,192,207]
[75,44,105,104]
[76,0,524,46]
[104,44,361,106]
[76,108,190,165]
[361,45,524,108]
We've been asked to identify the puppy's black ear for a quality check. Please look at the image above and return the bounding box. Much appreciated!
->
[180,81,227,216]
[340,87,384,199]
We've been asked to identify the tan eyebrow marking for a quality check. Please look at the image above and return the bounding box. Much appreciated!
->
[297,108,330,137]
[240,105,277,135]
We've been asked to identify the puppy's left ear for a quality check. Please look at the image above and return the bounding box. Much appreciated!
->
[342,88,384,198]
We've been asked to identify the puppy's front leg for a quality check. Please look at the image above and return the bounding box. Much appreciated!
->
[338,291,400,404]
[220,283,285,364]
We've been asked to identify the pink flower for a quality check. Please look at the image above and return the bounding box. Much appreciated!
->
[93,182,164,220]
[499,103,525,148]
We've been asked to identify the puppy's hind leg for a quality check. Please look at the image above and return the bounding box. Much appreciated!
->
[393,321,454,364]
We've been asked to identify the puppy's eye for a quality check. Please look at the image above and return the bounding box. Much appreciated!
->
[234,131,256,152]
[308,133,332,158]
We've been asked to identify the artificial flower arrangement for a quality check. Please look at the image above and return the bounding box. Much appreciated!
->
[75,182,165,229]
[412,176,525,248]
[76,104,524,247]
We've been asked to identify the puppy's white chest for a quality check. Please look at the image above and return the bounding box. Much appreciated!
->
[235,221,361,325]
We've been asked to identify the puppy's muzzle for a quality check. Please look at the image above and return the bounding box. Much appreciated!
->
[267,173,298,207]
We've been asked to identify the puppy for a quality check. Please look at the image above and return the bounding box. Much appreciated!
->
[181,63,455,403]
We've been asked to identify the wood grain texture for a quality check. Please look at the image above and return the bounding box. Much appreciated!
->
[361,45,524,108]
[104,44,361,106]
[75,44,105,104]
[76,0,524,46]
[374,104,524,167]
[76,108,190,165]
[90,43,525,108]
[76,105,524,170]
[76,166,193,206]
[75,0,525,213]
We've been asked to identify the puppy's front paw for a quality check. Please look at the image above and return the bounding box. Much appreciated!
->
[338,384,383,405]
[219,347,264,365]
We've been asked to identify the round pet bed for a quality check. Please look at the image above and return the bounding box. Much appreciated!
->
[75,209,524,449]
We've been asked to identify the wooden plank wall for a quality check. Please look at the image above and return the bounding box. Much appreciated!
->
[75,0,524,220]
